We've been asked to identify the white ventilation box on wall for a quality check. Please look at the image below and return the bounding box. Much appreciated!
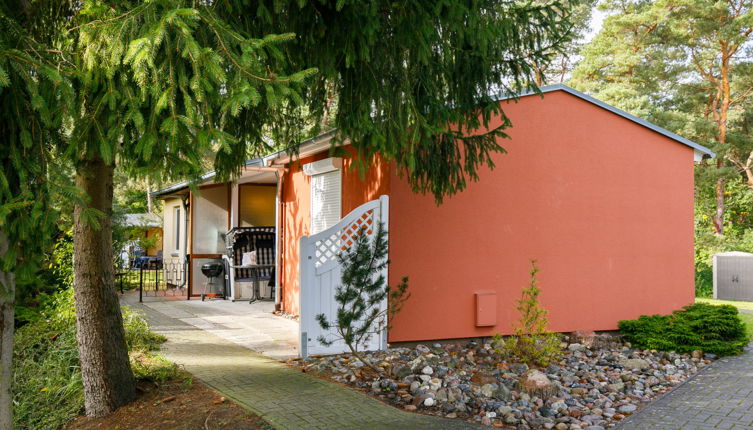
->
[713,251,753,301]
[303,157,342,175]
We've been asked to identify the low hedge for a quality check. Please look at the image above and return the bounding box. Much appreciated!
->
[618,303,748,356]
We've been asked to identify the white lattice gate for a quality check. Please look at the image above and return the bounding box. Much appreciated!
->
[299,195,389,357]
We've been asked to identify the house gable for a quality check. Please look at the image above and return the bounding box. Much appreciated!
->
[387,89,696,341]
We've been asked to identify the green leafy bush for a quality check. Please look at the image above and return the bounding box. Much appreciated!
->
[618,303,748,356]
[494,261,560,367]
[13,289,176,429]
[16,232,75,325]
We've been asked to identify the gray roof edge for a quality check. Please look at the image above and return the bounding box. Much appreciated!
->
[714,251,753,257]
[500,84,715,157]
[151,170,215,198]
[152,130,338,198]
[263,129,338,164]
[154,84,714,197]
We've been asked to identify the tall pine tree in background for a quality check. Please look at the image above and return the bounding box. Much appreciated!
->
[532,0,598,85]
[571,0,753,235]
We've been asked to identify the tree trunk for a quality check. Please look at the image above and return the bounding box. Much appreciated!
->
[0,233,14,430]
[146,180,154,214]
[714,177,725,235]
[73,157,134,417]
[712,43,732,235]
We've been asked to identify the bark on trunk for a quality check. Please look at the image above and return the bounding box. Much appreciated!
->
[73,157,134,417]
[146,181,154,214]
[714,178,725,235]
[712,43,732,235]
[0,232,14,430]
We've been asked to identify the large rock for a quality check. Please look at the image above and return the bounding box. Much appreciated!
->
[480,383,496,397]
[619,358,650,370]
[495,384,512,401]
[519,369,557,397]
[572,331,597,347]
[392,364,412,379]
[471,372,498,385]
[618,404,637,413]
[607,382,625,392]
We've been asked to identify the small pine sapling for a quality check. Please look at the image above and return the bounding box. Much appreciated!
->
[316,223,409,372]
[495,260,560,367]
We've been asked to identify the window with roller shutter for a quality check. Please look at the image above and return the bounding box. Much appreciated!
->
[310,169,341,234]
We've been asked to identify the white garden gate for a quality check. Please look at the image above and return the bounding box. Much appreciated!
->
[299,195,389,357]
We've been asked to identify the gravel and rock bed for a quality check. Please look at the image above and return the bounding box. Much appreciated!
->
[287,332,716,429]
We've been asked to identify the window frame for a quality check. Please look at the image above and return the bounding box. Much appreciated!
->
[174,206,181,252]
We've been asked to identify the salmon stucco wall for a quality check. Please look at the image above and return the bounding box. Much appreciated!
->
[280,147,390,315]
[388,90,696,342]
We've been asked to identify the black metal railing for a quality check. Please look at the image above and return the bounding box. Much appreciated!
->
[116,257,189,301]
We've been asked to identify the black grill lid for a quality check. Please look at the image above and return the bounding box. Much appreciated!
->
[201,262,224,277]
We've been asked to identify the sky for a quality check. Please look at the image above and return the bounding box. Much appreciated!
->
[585,8,608,43]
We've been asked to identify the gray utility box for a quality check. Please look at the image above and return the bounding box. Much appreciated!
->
[713,251,753,301]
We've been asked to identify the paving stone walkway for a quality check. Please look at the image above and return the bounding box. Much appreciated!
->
[127,298,480,430]
[618,344,753,430]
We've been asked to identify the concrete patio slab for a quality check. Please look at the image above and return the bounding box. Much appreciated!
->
[123,292,298,359]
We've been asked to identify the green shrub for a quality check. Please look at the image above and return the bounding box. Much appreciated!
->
[16,232,75,325]
[13,289,81,430]
[13,288,174,429]
[618,303,748,356]
[494,261,560,367]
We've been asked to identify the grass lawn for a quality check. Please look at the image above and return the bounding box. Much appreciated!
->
[696,297,753,311]
[739,313,753,339]
[696,297,753,338]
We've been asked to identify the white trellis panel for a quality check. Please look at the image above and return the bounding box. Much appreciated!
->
[299,195,389,357]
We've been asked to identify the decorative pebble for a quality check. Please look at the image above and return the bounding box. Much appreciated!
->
[291,334,708,428]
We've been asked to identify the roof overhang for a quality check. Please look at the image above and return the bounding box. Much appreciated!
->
[263,129,339,165]
[154,84,713,197]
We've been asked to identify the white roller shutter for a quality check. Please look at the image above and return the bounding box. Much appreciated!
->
[310,169,341,234]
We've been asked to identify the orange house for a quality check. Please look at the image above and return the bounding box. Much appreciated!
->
[155,85,713,354]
